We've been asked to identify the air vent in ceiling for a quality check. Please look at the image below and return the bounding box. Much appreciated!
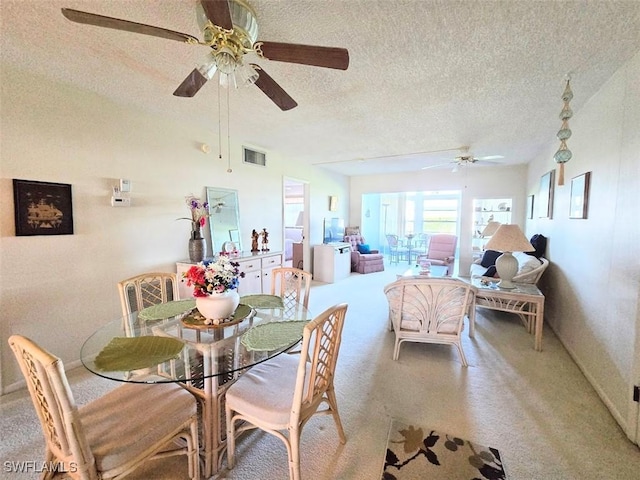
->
[243,146,266,167]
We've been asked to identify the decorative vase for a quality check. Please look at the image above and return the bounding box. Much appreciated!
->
[189,222,206,263]
[195,290,240,324]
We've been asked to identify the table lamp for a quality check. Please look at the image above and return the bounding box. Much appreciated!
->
[484,224,534,289]
[481,221,501,238]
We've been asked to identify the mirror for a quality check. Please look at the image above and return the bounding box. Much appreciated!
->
[206,187,242,253]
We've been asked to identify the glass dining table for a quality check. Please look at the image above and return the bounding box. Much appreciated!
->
[81,295,312,478]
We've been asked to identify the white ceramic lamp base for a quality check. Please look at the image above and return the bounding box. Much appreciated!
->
[495,252,518,289]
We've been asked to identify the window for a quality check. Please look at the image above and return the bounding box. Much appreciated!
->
[421,198,459,234]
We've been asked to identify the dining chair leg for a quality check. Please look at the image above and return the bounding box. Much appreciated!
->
[326,387,347,444]
[288,426,301,480]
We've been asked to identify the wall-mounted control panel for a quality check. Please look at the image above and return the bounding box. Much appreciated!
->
[111,179,131,207]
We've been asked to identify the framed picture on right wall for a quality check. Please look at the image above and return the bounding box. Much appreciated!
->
[538,170,555,218]
[569,171,591,219]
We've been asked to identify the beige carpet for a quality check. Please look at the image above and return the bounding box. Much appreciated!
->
[382,419,506,480]
[1,264,639,479]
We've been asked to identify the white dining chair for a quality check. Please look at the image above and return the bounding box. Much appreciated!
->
[8,334,200,480]
[118,272,180,318]
[270,266,312,311]
[225,303,348,480]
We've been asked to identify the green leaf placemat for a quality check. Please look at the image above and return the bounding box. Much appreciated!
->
[241,321,307,352]
[240,294,284,309]
[94,336,184,372]
[138,299,196,321]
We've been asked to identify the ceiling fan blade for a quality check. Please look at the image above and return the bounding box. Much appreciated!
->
[200,0,233,31]
[421,162,456,170]
[251,64,298,111]
[256,42,349,70]
[173,69,209,97]
[61,8,199,43]
[475,159,503,166]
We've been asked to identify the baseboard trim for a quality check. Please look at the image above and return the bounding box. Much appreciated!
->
[2,358,84,396]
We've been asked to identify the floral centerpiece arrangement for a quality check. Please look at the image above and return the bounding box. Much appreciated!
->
[183,256,246,325]
[183,256,245,297]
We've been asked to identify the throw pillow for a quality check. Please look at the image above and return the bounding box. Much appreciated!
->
[483,266,498,277]
[357,243,371,254]
[526,233,547,258]
[480,249,502,268]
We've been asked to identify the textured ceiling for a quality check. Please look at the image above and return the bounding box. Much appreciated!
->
[2,0,640,176]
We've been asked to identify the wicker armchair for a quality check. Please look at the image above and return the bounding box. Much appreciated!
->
[384,278,475,366]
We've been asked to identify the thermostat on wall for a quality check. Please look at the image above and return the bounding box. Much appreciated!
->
[119,179,131,192]
[111,196,131,207]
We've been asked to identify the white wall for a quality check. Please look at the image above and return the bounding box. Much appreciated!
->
[525,51,640,439]
[0,67,348,391]
[349,165,528,274]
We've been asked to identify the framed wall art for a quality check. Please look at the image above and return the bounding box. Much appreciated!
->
[527,195,535,219]
[569,171,591,219]
[538,170,555,219]
[329,195,338,212]
[13,179,74,236]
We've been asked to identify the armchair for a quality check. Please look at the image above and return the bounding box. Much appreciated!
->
[423,234,457,275]
[384,278,474,366]
[343,234,385,274]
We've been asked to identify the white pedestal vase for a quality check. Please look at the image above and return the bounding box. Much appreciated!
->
[195,290,240,325]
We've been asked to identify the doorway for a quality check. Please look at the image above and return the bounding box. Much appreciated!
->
[283,178,309,270]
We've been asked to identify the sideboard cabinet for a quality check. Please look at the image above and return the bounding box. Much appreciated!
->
[176,251,283,299]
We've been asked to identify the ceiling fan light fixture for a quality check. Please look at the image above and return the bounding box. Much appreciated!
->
[219,72,237,89]
[215,46,238,74]
[236,62,259,86]
[197,61,218,80]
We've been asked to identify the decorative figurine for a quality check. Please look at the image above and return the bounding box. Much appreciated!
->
[261,228,269,251]
[251,229,260,252]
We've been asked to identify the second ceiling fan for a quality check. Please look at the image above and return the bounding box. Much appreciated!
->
[421,147,503,172]
[61,0,349,111]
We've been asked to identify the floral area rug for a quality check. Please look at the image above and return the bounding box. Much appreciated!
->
[382,419,508,480]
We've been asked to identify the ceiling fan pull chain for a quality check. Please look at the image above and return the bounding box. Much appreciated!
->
[217,80,223,164]
[227,86,232,173]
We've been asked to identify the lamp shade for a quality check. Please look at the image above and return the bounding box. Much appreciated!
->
[484,225,534,289]
[484,224,534,253]
[481,221,501,237]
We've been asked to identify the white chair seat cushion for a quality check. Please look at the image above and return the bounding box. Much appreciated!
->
[226,353,306,428]
[80,378,196,472]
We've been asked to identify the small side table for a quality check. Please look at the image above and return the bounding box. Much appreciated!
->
[459,276,545,351]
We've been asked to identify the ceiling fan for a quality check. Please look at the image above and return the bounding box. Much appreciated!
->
[61,0,349,111]
[421,147,504,172]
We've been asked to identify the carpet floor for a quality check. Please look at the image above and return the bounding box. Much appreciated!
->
[1,264,639,479]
